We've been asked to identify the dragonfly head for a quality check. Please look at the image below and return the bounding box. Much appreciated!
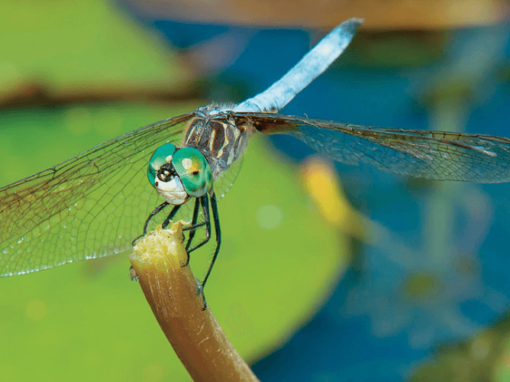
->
[147,143,213,205]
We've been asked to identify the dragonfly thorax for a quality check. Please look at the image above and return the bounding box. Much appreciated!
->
[183,107,253,179]
[147,143,213,205]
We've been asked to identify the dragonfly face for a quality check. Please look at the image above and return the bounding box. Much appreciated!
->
[147,143,213,205]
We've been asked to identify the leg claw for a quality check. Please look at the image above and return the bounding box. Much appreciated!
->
[196,283,207,310]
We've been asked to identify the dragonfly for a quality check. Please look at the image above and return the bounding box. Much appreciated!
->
[2,18,510,297]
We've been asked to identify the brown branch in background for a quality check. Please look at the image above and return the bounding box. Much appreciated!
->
[126,0,510,30]
[0,81,200,110]
[130,223,259,382]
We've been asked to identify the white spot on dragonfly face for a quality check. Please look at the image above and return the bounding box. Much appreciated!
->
[165,155,173,163]
[256,204,284,229]
[156,176,189,205]
[182,158,192,170]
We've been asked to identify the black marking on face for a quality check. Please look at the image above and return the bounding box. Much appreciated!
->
[157,163,178,183]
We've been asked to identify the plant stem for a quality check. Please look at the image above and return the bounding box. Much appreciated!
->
[130,223,259,382]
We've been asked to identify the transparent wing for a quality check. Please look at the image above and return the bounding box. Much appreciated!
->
[214,156,244,200]
[0,112,195,276]
[238,112,510,183]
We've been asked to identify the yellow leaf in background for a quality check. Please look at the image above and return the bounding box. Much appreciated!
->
[300,156,366,242]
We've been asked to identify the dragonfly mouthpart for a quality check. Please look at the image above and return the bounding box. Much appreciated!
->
[155,175,189,206]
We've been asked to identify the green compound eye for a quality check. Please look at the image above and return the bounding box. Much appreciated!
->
[147,143,176,186]
[172,147,213,197]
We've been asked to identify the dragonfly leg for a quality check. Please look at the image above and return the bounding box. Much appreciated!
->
[197,192,221,310]
[184,198,201,255]
[144,202,169,232]
[161,204,182,229]
[184,196,211,268]
[183,221,206,231]
[132,201,170,245]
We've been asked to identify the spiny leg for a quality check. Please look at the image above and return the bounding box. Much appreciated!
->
[186,195,212,255]
[183,222,206,231]
[161,204,182,229]
[132,201,169,245]
[182,221,207,250]
[198,192,221,310]
[144,202,169,233]
[184,198,201,255]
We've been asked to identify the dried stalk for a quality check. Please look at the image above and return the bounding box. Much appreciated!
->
[130,223,259,382]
